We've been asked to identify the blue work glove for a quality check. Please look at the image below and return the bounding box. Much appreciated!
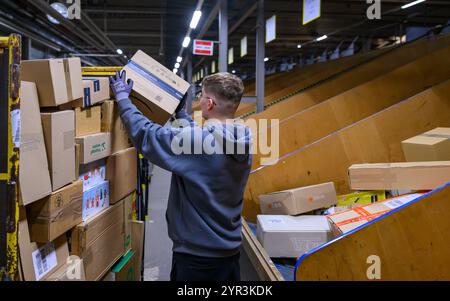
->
[175,92,188,114]
[110,70,133,101]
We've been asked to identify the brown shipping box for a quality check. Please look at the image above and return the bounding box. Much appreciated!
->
[402,127,450,162]
[75,106,101,137]
[46,259,86,281]
[349,162,450,191]
[28,180,83,243]
[106,148,137,204]
[131,220,144,281]
[70,200,125,281]
[101,100,132,153]
[41,111,76,191]
[258,182,337,215]
[327,193,425,236]
[76,132,111,164]
[123,194,133,252]
[111,250,136,281]
[19,81,52,205]
[18,207,69,281]
[122,50,190,125]
[21,58,83,107]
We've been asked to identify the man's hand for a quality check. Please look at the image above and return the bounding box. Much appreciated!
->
[110,70,133,102]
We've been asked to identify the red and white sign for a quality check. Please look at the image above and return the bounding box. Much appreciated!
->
[193,40,214,56]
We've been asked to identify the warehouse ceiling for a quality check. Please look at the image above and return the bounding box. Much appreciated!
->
[0,0,449,72]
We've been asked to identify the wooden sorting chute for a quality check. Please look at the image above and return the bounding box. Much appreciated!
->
[243,80,450,221]
[241,219,284,281]
[247,33,450,123]
[251,45,450,170]
[295,183,450,280]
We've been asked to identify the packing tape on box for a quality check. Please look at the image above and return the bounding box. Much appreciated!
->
[84,78,101,92]
[84,87,92,107]
[64,130,75,150]
[126,60,185,101]
[421,133,450,139]
[333,210,389,227]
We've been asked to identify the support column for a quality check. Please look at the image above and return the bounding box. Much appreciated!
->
[186,54,194,114]
[255,0,265,113]
[218,0,228,73]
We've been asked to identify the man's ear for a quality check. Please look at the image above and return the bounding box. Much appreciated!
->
[207,99,214,111]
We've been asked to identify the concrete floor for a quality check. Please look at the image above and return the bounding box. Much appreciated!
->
[143,165,259,281]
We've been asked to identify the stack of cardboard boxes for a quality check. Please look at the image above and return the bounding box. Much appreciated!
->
[18,57,140,281]
[256,127,450,259]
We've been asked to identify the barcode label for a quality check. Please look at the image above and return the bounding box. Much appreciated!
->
[383,193,424,209]
[32,242,58,281]
[10,109,21,148]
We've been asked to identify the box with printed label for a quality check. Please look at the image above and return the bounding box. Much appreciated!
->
[82,180,110,222]
[18,207,69,281]
[71,200,125,281]
[106,147,137,204]
[28,180,83,243]
[78,159,106,192]
[122,50,190,125]
[21,58,83,107]
[327,193,426,236]
[41,111,76,191]
[402,127,450,162]
[256,215,332,258]
[46,258,86,281]
[75,105,101,137]
[19,81,52,205]
[61,77,110,109]
[76,132,111,164]
[258,182,337,215]
[348,162,450,191]
[101,100,132,153]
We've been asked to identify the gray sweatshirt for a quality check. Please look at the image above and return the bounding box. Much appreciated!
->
[117,98,252,258]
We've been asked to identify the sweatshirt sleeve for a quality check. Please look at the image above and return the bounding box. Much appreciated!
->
[116,98,188,173]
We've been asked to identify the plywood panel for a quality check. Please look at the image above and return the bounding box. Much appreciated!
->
[295,183,450,280]
[251,46,450,169]
[248,34,450,123]
[243,80,450,221]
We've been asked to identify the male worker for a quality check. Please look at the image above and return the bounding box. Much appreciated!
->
[110,71,252,281]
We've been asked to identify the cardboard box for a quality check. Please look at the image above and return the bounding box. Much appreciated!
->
[78,159,106,192]
[46,258,86,281]
[82,180,110,222]
[111,250,136,281]
[348,162,450,191]
[258,182,337,215]
[41,111,76,191]
[75,143,81,177]
[337,191,386,207]
[75,106,101,137]
[71,200,125,281]
[256,215,332,258]
[21,58,82,107]
[75,132,111,164]
[19,81,52,205]
[83,77,110,106]
[28,180,83,243]
[327,193,425,236]
[19,207,69,281]
[123,194,133,252]
[106,147,137,204]
[131,220,144,281]
[122,50,190,125]
[101,100,132,153]
[402,127,450,162]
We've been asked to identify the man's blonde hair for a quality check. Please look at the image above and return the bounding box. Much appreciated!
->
[202,72,244,107]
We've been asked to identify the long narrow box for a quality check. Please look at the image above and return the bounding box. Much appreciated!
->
[28,180,83,243]
[349,162,450,191]
[71,200,125,281]
[122,50,190,125]
[21,58,83,107]
[256,215,332,258]
[41,111,76,191]
[402,127,450,162]
[258,182,337,215]
[327,193,425,236]
[19,81,52,205]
